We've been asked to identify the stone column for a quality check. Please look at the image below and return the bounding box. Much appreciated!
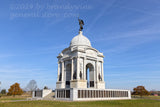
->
[57,62,60,81]
[71,58,73,80]
[62,61,64,81]
[32,91,35,98]
[83,57,86,80]
[128,90,131,99]
[94,61,96,88]
[96,61,99,82]
[77,57,79,80]
[101,61,104,81]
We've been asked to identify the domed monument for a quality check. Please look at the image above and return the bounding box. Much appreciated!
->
[55,18,131,101]
[32,18,131,100]
[56,32,105,89]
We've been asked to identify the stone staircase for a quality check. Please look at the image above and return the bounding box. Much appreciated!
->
[43,92,55,101]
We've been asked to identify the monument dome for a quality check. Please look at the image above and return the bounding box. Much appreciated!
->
[70,31,91,47]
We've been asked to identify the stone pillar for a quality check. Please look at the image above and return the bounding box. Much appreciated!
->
[65,90,66,98]
[128,90,131,99]
[32,91,35,98]
[83,57,86,80]
[71,58,73,80]
[77,57,79,80]
[57,62,60,81]
[62,61,64,81]
[101,61,104,81]
[96,61,99,82]
[94,61,96,88]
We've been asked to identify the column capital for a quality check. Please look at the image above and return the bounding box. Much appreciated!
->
[71,57,76,60]
[59,59,64,63]
[96,60,104,63]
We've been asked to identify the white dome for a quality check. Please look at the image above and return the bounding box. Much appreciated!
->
[70,31,91,47]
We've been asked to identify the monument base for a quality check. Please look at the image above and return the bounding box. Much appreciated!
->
[56,81,65,88]
[70,80,87,88]
[96,81,105,89]
[55,88,131,101]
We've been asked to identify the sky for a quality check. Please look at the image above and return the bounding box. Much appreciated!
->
[0,0,160,91]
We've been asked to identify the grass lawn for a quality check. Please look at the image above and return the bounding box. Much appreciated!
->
[0,97,26,101]
[0,99,160,107]
[132,95,160,100]
[146,96,160,99]
[0,95,29,101]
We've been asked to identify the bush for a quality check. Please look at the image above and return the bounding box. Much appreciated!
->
[1,89,6,95]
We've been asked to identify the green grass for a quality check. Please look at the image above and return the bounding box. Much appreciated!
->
[146,96,160,99]
[132,95,160,100]
[0,98,26,101]
[0,95,28,101]
[0,99,160,107]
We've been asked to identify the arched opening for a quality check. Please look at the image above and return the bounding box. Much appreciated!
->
[86,63,94,88]
[66,64,71,88]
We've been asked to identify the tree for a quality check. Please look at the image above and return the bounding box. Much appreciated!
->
[8,83,23,96]
[25,80,37,92]
[1,89,6,95]
[132,86,150,97]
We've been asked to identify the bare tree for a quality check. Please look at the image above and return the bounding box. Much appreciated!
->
[25,80,37,92]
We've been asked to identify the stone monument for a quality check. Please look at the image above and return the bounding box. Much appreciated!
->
[55,19,131,101]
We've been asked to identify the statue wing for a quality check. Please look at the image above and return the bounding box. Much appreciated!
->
[81,20,84,25]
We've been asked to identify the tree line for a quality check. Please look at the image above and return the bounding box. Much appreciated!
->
[0,80,49,96]
[0,81,157,97]
[0,80,38,96]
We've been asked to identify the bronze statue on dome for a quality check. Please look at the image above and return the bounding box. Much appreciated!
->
[78,17,84,31]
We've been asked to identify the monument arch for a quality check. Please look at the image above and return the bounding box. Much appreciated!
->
[86,63,94,88]
[65,64,71,88]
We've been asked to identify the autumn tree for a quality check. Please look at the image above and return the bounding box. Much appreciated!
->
[8,83,23,96]
[132,86,150,97]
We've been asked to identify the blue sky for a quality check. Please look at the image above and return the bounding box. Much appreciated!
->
[0,0,160,91]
